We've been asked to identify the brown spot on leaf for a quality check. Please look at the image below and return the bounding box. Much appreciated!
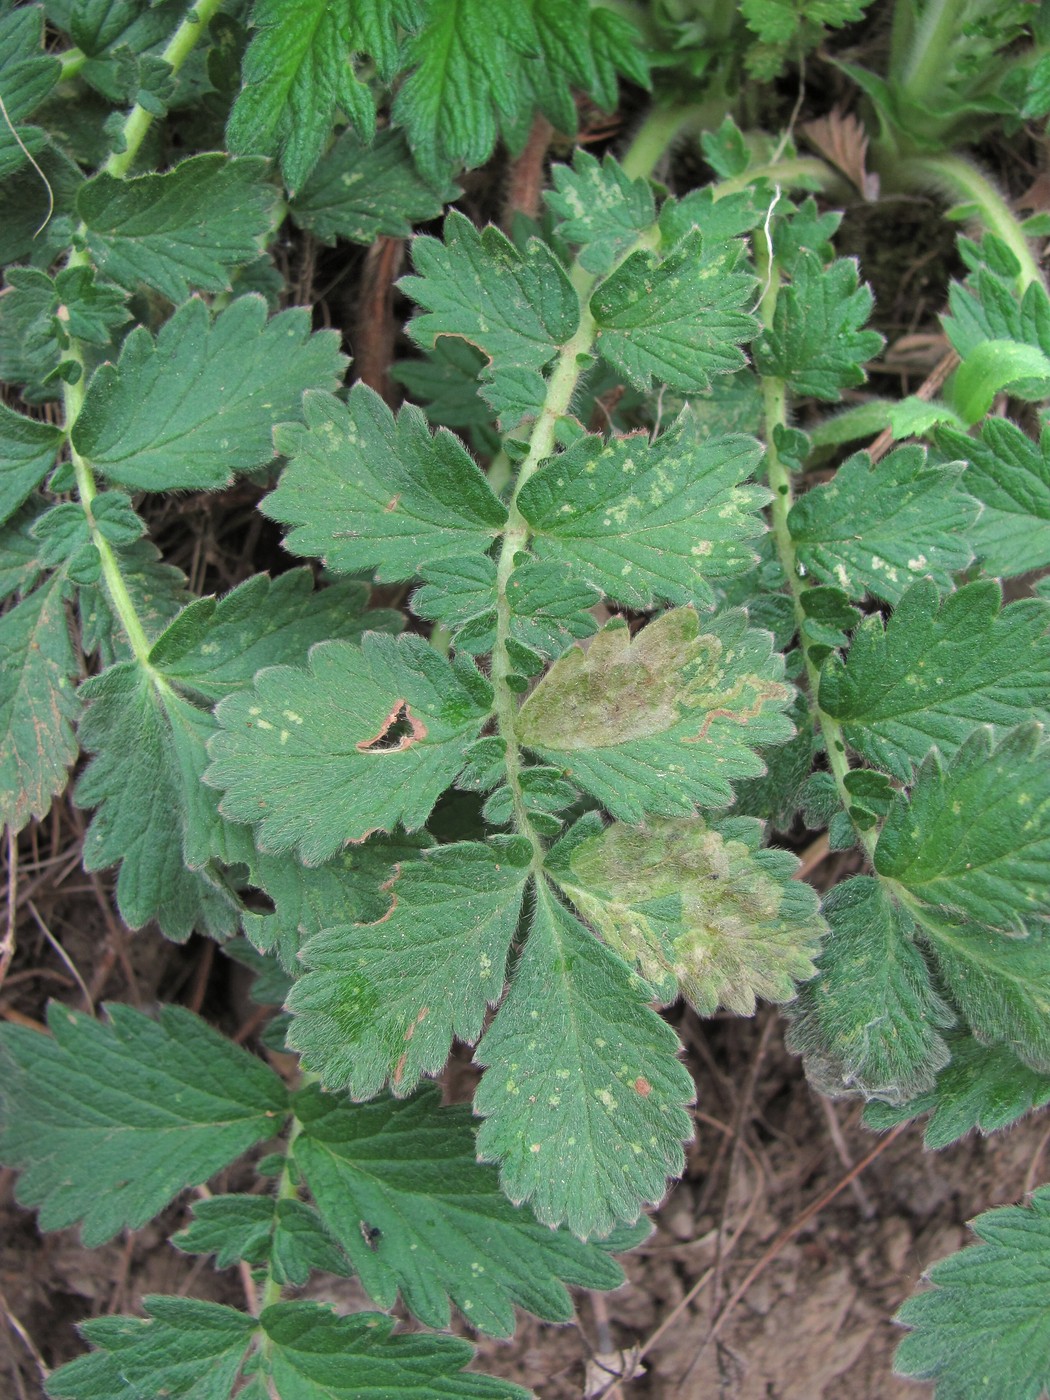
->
[634,1077,652,1097]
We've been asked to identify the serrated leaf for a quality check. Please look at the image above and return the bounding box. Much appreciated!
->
[0,7,60,180]
[894,1185,1050,1400]
[786,877,954,1103]
[865,1033,1050,1149]
[402,212,579,401]
[518,415,767,609]
[293,1083,639,1335]
[0,505,44,604]
[0,572,80,833]
[590,230,757,393]
[391,0,538,180]
[475,884,694,1238]
[261,1302,530,1399]
[45,1297,255,1399]
[75,664,240,939]
[291,127,456,244]
[72,296,345,491]
[518,608,794,823]
[546,149,655,274]
[0,1002,287,1246]
[753,252,883,400]
[551,813,824,1016]
[227,0,380,191]
[0,400,64,527]
[875,725,1050,937]
[937,418,1050,577]
[263,386,507,579]
[175,1194,351,1285]
[287,839,531,1097]
[788,445,979,603]
[76,155,277,302]
[0,267,66,397]
[149,570,396,702]
[207,632,492,863]
[820,580,1050,781]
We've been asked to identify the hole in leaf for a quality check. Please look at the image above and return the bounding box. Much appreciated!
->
[356,701,427,752]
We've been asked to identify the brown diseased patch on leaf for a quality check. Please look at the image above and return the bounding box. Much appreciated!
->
[356,701,428,752]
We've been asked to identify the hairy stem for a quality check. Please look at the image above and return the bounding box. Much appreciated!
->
[258,1113,305,1316]
[894,0,964,110]
[755,233,877,862]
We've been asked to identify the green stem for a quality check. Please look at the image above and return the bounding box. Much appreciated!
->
[755,235,877,863]
[258,1114,304,1316]
[103,0,225,177]
[894,154,1043,294]
[895,0,963,109]
[57,48,87,83]
[714,156,838,201]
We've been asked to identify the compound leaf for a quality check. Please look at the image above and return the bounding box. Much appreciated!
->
[0,1003,287,1246]
[0,400,65,526]
[0,572,80,832]
[45,1297,257,1400]
[894,1185,1050,1400]
[753,251,883,400]
[937,417,1050,578]
[207,632,493,863]
[820,579,1050,781]
[72,296,346,492]
[260,1302,530,1399]
[546,149,655,274]
[227,0,383,191]
[264,386,507,580]
[517,416,768,609]
[291,128,456,244]
[0,7,60,180]
[865,1033,1050,1149]
[875,725,1050,937]
[786,876,954,1103]
[76,155,277,302]
[402,211,579,398]
[475,884,694,1239]
[518,608,794,823]
[175,1195,351,1286]
[788,445,979,603]
[293,1084,642,1335]
[287,839,530,1098]
[550,813,825,1016]
[590,230,757,393]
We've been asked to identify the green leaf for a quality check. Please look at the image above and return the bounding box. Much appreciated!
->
[518,608,794,823]
[287,839,531,1097]
[951,338,1050,424]
[936,418,1050,577]
[517,415,767,609]
[149,570,396,703]
[75,664,240,940]
[0,572,80,833]
[207,632,493,863]
[0,1002,287,1245]
[175,1194,351,1285]
[753,252,884,400]
[0,267,67,397]
[293,1083,640,1335]
[227,0,380,192]
[48,266,131,346]
[391,0,538,180]
[260,1302,530,1399]
[786,877,954,1103]
[291,127,456,244]
[0,400,64,527]
[875,725,1050,937]
[820,580,1050,781]
[788,445,979,603]
[402,211,579,400]
[45,1296,257,1400]
[0,7,60,180]
[894,1185,1050,1400]
[864,1033,1050,1150]
[78,537,191,663]
[263,386,507,580]
[545,149,655,274]
[475,884,695,1238]
[76,155,277,302]
[72,296,346,491]
[590,230,757,393]
[550,813,825,1016]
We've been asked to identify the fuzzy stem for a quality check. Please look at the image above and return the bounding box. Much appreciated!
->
[894,0,964,109]
[714,156,837,200]
[103,0,225,178]
[755,233,877,863]
[258,1113,304,1316]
